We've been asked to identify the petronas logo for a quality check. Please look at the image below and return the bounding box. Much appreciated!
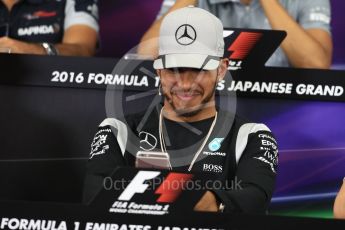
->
[208,138,224,152]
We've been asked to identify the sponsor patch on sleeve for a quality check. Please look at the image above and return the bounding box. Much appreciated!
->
[90,128,112,159]
[309,6,331,24]
[253,133,278,173]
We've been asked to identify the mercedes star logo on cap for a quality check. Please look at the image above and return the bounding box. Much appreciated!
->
[175,24,197,46]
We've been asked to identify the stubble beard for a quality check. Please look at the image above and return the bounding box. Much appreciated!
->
[164,90,215,118]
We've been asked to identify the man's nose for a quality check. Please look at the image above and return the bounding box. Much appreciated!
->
[175,70,198,90]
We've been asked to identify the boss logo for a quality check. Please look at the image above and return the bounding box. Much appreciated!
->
[203,164,223,173]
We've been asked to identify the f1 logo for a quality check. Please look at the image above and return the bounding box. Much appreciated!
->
[227,32,262,60]
[118,171,160,201]
[117,171,193,203]
[155,173,193,203]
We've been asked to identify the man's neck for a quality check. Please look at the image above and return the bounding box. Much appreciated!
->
[2,0,18,11]
[162,101,217,123]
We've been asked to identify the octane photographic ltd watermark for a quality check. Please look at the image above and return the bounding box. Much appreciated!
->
[103,176,243,192]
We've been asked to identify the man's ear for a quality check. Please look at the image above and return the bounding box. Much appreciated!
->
[217,58,229,81]
[156,69,162,78]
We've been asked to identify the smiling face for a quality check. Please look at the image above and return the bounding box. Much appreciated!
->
[157,59,228,121]
[160,67,217,118]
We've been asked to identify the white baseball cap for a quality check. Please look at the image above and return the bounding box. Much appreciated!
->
[153,6,224,70]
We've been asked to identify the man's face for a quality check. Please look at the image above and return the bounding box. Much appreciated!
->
[158,67,218,117]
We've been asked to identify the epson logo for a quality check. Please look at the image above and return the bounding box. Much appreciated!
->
[203,164,223,173]
[18,25,55,36]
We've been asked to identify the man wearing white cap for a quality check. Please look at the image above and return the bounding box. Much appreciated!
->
[84,6,278,213]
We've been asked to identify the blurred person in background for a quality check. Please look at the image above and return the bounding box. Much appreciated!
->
[0,0,99,56]
[138,0,332,69]
[334,178,345,219]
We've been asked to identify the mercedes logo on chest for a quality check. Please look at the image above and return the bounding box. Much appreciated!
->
[175,24,197,46]
[139,131,158,151]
